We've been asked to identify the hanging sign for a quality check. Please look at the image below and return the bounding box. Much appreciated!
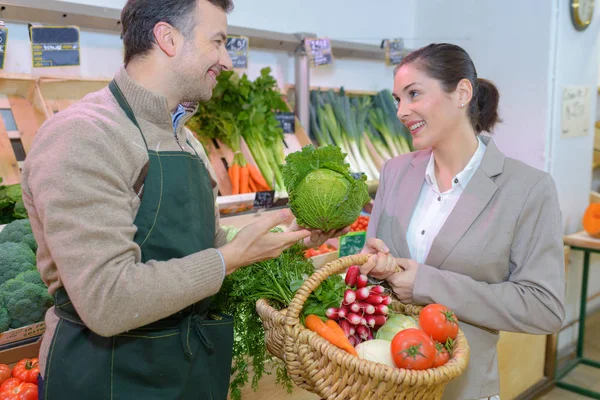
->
[0,27,7,70]
[383,38,405,66]
[30,25,80,68]
[304,37,333,67]
[226,35,248,69]
[254,190,275,209]
[338,231,367,257]
[275,112,296,133]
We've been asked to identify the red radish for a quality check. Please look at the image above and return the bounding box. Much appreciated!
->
[343,289,357,304]
[365,294,383,305]
[339,319,353,337]
[367,331,374,340]
[356,287,370,301]
[345,265,360,287]
[357,274,368,289]
[347,313,362,325]
[358,302,375,315]
[356,325,370,340]
[374,304,389,315]
[370,286,385,295]
[361,317,367,326]
[366,315,387,327]
[349,302,362,314]
[381,296,392,305]
[338,306,349,319]
[348,335,357,346]
[326,307,340,320]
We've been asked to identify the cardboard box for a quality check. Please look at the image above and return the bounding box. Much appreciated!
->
[0,322,46,347]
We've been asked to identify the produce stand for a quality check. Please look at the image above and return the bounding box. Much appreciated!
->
[555,231,600,399]
[36,76,111,119]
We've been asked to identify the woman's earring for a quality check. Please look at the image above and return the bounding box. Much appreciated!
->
[460,103,465,108]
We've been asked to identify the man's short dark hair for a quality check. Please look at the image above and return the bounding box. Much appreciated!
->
[121,0,234,66]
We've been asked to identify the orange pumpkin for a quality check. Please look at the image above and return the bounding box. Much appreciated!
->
[583,203,600,238]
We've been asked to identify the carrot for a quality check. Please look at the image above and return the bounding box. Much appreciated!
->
[584,203,600,238]
[239,165,250,194]
[305,315,358,356]
[248,175,257,193]
[248,164,270,190]
[229,164,240,195]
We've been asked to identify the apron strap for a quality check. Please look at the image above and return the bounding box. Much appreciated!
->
[109,80,150,151]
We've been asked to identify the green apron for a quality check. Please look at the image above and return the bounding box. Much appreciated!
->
[38,80,234,400]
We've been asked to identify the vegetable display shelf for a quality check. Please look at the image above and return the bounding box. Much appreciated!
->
[0,73,47,186]
[36,76,111,119]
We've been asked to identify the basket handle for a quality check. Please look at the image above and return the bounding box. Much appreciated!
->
[284,253,371,326]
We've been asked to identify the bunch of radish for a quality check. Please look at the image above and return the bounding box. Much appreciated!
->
[325,265,392,346]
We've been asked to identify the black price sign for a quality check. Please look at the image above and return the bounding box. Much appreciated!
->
[305,38,333,67]
[254,190,275,209]
[30,25,80,68]
[338,232,367,257]
[0,28,7,70]
[226,36,248,69]
[275,112,295,133]
[383,39,405,66]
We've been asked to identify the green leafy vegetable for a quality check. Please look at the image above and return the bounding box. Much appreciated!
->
[283,144,371,231]
[0,179,27,225]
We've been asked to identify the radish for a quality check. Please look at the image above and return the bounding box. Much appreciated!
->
[381,295,392,305]
[357,274,368,289]
[343,289,356,304]
[366,315,387,327]
[345,265,360,287]
[365,294,383,305]
[338,306,349,319]
[356,325,370,340]
[339,319,353,337]
[356,287,370,301]
[367,331,374,340]
[348,335,357,346]
[349,302,362,314]
[358,302,375,315]
[370,286,385,295]
[347,312,362,325]
[374,304,389,315]
[326,307,340,320]
[361,317,367,326]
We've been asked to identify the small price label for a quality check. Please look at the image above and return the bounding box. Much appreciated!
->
[304,37,333,67]
[254,190,275,209]
[275,112,296,133]
[30,25,80,68]
[351,172,366,181]
[338,231,367,258]
[383,38,404,66]
[0,28,7,70]
[226,35,248,69]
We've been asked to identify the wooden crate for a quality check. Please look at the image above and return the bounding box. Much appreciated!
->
[37,76,110,119]
[0,73,47,185]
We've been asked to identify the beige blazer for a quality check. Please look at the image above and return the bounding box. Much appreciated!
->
[367,135,566,399]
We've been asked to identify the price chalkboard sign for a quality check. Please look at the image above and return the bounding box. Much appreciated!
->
[0,28,7,70]
[226,36,248,69]
[30,25,80,68]
[338,231,367,258]
[254,190,275,209]
[275,112,295,133]
[383,39,404,66]
[304,38,333,67]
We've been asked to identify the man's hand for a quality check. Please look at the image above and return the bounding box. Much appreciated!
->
[288,219,350,249]
[219,210,311,275]
[387,258,419,303]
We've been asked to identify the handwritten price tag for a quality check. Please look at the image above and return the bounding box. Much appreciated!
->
[338,231,367,257]
[304,37,334,67]
[383,38,405,66]
[30,25,80,68]
[0,28,7,70]
[226,36,248,69]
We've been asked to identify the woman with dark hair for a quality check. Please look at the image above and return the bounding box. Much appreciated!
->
[361,43,566,400]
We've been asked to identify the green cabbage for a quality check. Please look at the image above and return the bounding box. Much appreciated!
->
[375,313,419,341]
[282,145,371,231]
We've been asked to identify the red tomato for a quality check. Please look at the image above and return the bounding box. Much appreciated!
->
[0,366,10,387]
[11,359,39,385]
[390,328,436,370]
[419,304,459,343]
[0,378,38,400]
[433,342,450,367]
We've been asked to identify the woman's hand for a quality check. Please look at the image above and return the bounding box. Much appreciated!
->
[288,219,350,248]
[387,258,420,303]
[359,238,396,280]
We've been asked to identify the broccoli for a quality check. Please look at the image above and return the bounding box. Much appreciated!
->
[0,242,36,285]
[15,269,45,288]
[0,279,53,329]
[0,218,37,252]
[0,297,9,333]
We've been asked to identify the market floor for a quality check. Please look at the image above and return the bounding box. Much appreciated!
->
[537,311,600,400]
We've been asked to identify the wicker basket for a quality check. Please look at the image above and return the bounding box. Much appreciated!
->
[256,253,470,400]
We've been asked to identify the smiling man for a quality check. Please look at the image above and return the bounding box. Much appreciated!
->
[19,1,329,399]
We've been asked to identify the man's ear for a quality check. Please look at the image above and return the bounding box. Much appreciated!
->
[153,22,177,57]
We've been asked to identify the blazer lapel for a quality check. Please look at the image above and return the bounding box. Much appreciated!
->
[391,151,429,258]
[424,136,505,267]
